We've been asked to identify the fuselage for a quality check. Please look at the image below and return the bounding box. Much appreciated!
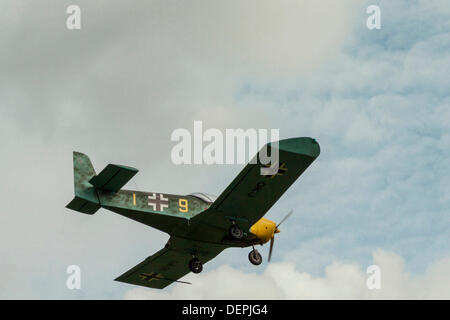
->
[98,189,277,248]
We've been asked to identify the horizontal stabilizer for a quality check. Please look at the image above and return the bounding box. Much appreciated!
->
[89,164,138,192]
[66,196,100,214]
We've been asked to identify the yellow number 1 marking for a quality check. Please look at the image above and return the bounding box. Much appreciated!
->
[133,193,136,206]
[179,199,188,212]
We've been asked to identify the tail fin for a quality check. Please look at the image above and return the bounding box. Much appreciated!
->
[66,152,139,215]
[66,152,101,214]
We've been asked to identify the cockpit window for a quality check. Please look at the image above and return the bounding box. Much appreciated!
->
[189,193,218,203]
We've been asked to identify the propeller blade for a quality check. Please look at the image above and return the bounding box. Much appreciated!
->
[268,236,274,262]
[276,209,293,228]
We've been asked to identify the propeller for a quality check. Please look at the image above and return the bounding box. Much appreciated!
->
[276,209,293,228]
[268,209,293,262]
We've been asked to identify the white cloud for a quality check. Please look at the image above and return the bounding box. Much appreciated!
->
[124,249,450,299]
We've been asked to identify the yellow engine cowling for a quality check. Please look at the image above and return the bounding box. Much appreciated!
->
[249,218,279,244]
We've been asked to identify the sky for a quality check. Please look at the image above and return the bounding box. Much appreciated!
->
[0,0,449,299]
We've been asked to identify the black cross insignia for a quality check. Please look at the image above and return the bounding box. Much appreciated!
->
[148,193,169,211]
[139,272,163,282]
[263,162,288,179]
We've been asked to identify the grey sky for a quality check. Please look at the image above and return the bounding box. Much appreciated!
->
[0,1,449,299]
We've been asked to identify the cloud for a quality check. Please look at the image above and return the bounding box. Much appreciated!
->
[124,250,450,299]
[0,0,449,299]
[0,0,363,298]
[231,0,450,277]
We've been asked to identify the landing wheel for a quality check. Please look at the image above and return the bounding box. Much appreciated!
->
[229,224,244,240]
[248,249,262,265]
[189,258,203,273]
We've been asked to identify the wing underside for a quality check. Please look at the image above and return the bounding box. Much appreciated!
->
[192,137,320,232]
[115,237,226,289]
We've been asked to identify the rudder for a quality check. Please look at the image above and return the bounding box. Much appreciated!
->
[66,152,101,214]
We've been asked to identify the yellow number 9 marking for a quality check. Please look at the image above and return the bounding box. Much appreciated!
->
[179,199,188,213]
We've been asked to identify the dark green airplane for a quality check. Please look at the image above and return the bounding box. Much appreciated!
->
[66,137,320,289]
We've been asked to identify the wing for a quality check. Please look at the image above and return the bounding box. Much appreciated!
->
[192,137,320,232]
[115,237,226,289]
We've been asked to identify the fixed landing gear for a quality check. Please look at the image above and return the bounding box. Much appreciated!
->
[228,223,244,240]
[248,248,262,265]
[189,257,203,273]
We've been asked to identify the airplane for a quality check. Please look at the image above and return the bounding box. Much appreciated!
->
[66,137,320,289]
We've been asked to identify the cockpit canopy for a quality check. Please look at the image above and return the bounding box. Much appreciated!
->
[189,193,218,203]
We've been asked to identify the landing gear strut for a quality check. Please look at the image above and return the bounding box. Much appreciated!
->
[189,258,203,273]
[248,248,262,265]
[228,223,244,240]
